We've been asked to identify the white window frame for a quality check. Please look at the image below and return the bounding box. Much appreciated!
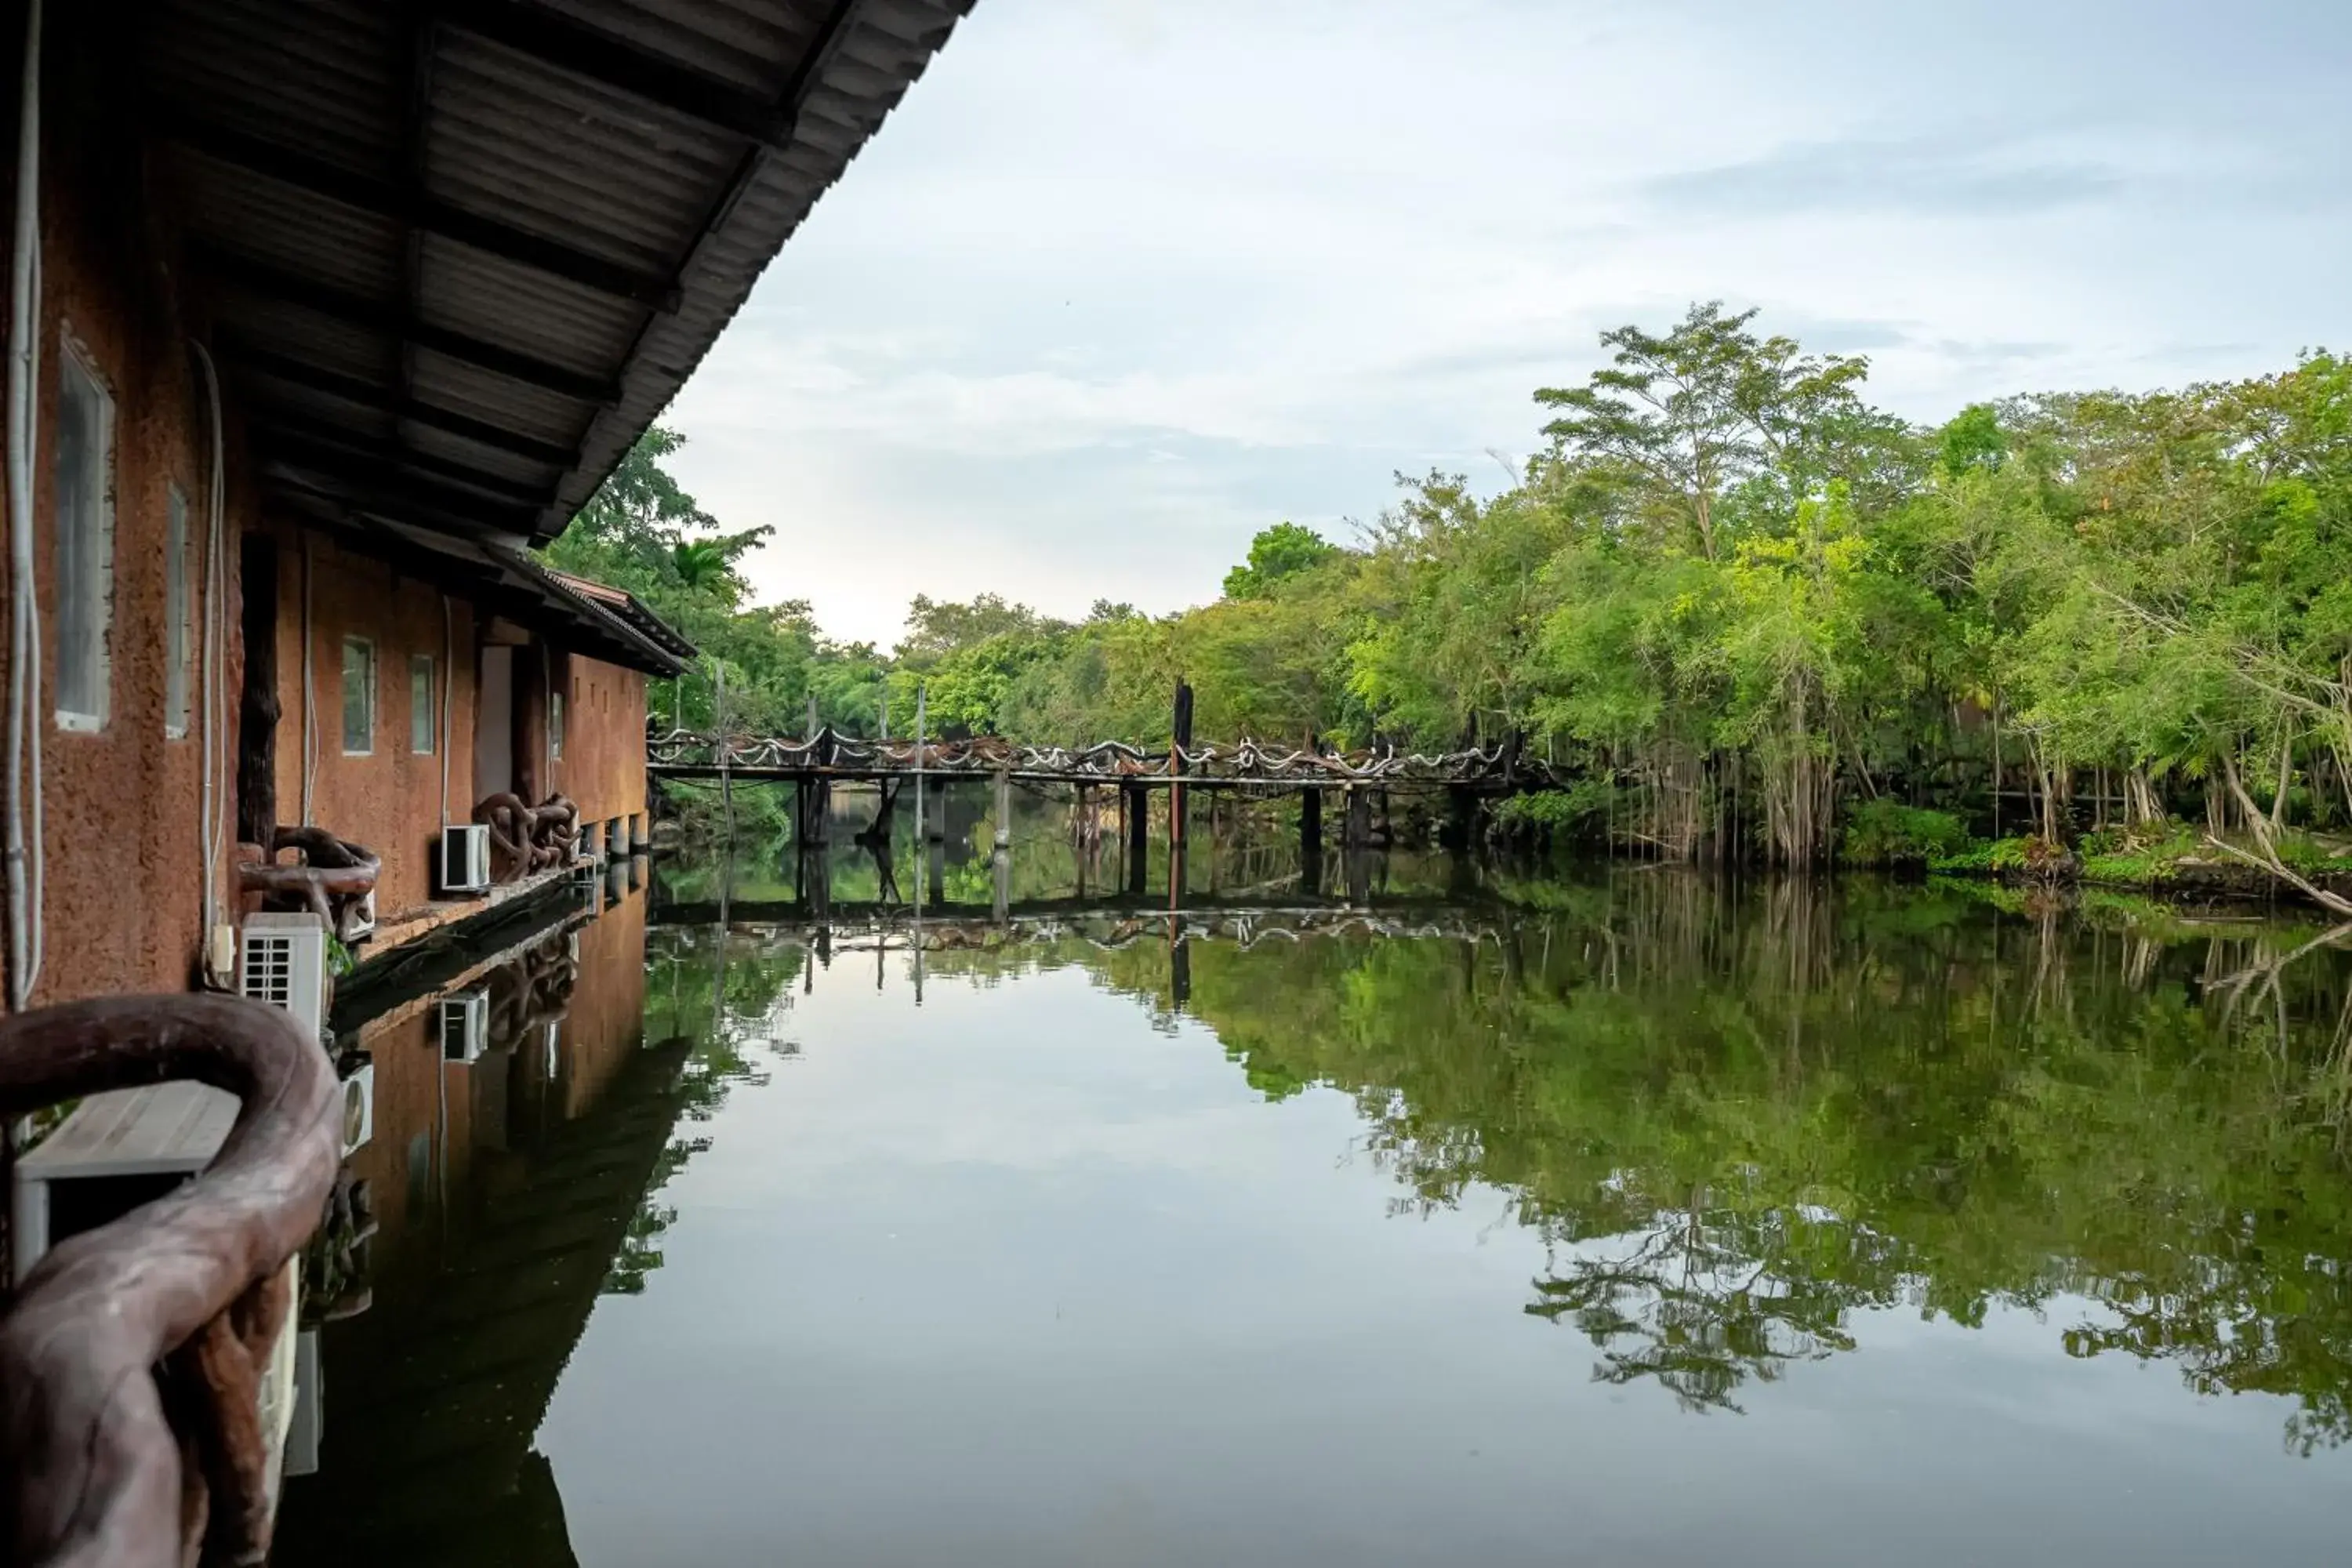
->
[409,654,436,755]
[341,636,376,756]
[53,342,115,733]
[164,483,191,739]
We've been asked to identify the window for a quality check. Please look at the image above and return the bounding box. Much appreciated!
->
[165,485,191,738]
[410,655,436,754]
[53,347,115,730]
[550,688,564,760]
[341,636,375,754]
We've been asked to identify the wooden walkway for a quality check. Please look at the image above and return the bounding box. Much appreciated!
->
[645,728,1552,793]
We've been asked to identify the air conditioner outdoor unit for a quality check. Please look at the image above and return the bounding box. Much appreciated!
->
[441,990,490,1063]
[340,890,377,945]
[339,1062,375,1156]
[240,913,329,1042]
[439,823,492,895]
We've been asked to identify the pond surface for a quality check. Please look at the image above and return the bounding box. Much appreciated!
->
[273,825,2352,1566]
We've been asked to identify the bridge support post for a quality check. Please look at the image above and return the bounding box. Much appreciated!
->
[994,768,1012,851]
[1441,785,1476,851]
[1124,780,1149,896]
[1169,679,1193,854]
[1300,784,1322,862]
[1343,784,1370,850]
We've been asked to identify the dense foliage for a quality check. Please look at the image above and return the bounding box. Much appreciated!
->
[547,306,2352,869]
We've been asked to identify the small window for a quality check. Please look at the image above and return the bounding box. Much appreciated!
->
[53,347,115,730]
[410,655,436,754]
[165,485,191,738]
[341,637,375,755]
[550,688,564,760]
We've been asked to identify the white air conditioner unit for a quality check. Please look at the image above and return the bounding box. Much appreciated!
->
[240,913,329,1042]
[339,1062,375,1156]
[439,823,492,895]
[339,890,377,945]
[440,990,490,1063]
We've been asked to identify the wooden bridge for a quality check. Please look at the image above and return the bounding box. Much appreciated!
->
[647,720,1555,858]
[645,728,1549,792]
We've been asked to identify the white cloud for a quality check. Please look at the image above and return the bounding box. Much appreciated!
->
[666,0,2352,645]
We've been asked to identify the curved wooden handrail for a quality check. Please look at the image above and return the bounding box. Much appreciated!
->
[0,994,340,1568]
[237,826,382,944]
[474,792,581,883]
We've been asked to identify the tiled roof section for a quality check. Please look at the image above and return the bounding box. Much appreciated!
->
[543,569,699,664]
[358,519,690,676]
[141,0,978,546]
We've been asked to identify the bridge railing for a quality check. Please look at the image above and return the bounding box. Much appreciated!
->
[645,726,1554,787]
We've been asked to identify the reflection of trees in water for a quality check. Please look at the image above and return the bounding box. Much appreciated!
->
[982,870,2352,1445]
[601,929,800,1294]
[1526,1200,1879,1414]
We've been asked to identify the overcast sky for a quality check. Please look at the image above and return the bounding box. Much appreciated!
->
[665,0,2352,649]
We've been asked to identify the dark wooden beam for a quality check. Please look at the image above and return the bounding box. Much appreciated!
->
[260,448,535,539]
[432,0,797,147]
[779,0,870,118]
[194,245,620,405]
[252,411,546,506]
[215,339,579,469]
[161,120,678,310]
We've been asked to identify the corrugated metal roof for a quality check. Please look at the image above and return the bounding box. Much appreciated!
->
[140,0,978,550]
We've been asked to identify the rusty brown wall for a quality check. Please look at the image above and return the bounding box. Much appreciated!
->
[5,60,250,1005]
[263,528,480,923]
[2,27,662,1007]
[556,655,648,839]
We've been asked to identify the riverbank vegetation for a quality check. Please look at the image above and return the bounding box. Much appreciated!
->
[547,307,2352,893]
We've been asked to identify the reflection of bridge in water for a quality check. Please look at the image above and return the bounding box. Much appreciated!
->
[652,893,1519,952]
[655,879,1523,1010]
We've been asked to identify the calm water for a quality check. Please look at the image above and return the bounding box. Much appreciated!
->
[273,821,2352,1565]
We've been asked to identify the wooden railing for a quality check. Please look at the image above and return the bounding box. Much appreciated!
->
[646,727,1549,789]
[0,995,339,1568]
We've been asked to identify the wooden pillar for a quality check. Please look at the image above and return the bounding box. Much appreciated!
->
[1344,784,1370,850]
[1300,785,1322,861]
[717,663,733,841]
[1125,779,1149,896]
[1169,679,1193,851]
[1442,785,1475,851]
[235,533,280,845]
[913,683,927,906]
[994,768,1012,850]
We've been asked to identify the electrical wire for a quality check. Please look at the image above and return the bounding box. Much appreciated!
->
[4,0,44,1012]
[192,340,228,982]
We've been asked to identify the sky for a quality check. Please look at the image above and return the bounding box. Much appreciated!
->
[665,0,2352,649]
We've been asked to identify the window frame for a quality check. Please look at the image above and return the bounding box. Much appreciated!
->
[340,635,376,757]
[53,341,116,734]
[550,687,564,760]
[164,483,191,739]
[409,653,436,755]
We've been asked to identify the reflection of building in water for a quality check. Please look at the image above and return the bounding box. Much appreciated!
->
[274,877,677,1566]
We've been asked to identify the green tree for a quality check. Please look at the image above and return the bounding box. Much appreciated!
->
[1222,521,1343,600]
